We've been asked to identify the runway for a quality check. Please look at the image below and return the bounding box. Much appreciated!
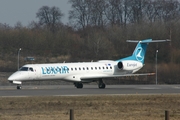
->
[0,85,180,97]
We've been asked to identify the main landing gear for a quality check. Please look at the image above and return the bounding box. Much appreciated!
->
[74,82,83,88]
[74,79,106,89]
[17,85,22,90]
[98,79,106,89]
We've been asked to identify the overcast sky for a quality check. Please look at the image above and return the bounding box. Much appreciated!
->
[0,0,71,27]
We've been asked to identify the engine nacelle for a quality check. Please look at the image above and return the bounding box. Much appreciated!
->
[117,62,123,69]
[117,61,143,71]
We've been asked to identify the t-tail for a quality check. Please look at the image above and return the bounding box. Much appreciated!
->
[116,39,170,73]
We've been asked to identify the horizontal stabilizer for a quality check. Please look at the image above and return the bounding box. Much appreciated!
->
[127,39,171,43]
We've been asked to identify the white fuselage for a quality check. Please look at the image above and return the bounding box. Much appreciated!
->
[8,60,143,84]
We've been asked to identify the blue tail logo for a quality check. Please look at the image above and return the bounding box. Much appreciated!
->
[135,47,145,62]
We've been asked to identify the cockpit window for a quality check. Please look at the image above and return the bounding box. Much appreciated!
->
[19,67,28,71]
[19,67,34,72]
[29,67,34,72]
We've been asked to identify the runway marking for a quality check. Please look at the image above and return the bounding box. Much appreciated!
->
[136,87,161,90]
[173,86,180,89]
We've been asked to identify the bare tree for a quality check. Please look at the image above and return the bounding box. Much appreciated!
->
[36,6,64,32]
[105,0,127,27]
[14,21,23,30]
[90,0,107,28]
[69,0,108,29]
[69,0,92,30]
[105,0,119,26]
[161,0,180,23]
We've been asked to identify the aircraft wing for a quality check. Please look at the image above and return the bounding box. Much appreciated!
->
[80,73,155,80]
[117,73,155,76]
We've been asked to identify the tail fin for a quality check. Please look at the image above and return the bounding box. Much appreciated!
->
[116,39,170,64]
[130,39,151,63]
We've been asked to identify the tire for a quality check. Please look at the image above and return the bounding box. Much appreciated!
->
[76,83,83,88]
[17,85,22,90]
[98,83,106,89]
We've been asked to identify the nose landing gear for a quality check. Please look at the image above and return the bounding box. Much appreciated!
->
[17,85,22,90]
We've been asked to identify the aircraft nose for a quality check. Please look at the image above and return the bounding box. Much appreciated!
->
[8,71,28,82]
[8,75,15,81]
[8,72,20,81]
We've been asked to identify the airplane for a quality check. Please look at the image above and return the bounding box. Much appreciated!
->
[8,39,170,89]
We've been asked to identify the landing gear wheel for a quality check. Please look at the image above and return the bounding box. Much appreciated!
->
[98,83,106,89]
[17,85,22,90]
[74,83,83,89]
[98,79,106,89]
[77,83,83,88]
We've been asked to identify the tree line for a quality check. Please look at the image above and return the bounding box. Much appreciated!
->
[0,0,180,84]
[69,0,180,29]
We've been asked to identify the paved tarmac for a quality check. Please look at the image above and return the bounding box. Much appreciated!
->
[0,85,180,97]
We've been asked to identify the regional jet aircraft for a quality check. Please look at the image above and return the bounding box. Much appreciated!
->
[8,39,170,89]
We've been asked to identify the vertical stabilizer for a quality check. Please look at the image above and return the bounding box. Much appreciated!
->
[130,39,152,63]
[116,39,170,64]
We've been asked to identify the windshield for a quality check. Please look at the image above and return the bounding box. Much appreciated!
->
[19,67,28,71]
[19,67,34,72]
